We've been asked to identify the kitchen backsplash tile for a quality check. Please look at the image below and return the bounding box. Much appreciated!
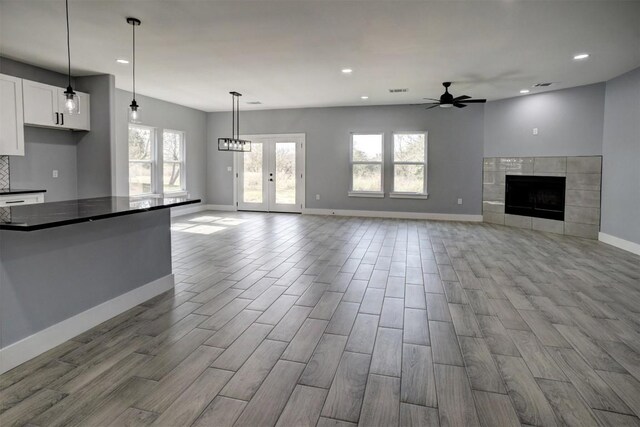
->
[0,156,9,189]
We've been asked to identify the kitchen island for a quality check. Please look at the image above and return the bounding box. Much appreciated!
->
[0,196,200,373]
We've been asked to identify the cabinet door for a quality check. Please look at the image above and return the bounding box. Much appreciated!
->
[23,80,58,127]
[0,73,25,156]
[57,89,90,131]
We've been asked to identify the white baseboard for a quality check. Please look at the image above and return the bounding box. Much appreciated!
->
[0,274,174,375]
[599,232,640,256]
[170,203,206,217]
[302,208,482,222]
[204,204,237,212]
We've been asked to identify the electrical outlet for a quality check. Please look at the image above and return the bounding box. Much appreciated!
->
[227,166,232,172]
[533,128,539,135]
[457,198,463,205]
[316,194,320,200]
[52,170,59,178]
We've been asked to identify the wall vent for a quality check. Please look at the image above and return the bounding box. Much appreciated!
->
[388,88,408,93]
[533,83,553,87]
[246,101,262,104]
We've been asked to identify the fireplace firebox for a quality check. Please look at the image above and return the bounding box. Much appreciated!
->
[505,175,566,221]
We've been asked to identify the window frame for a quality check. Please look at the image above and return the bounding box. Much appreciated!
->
[348,132,385,198]
[390,131,428,199]
[162,128,187,195]
[128,124,158,197]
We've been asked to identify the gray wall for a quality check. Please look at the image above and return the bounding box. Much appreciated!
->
[115,89,207,202]
[484,83,605,157]
[76,75,116,198]
[207,104,484,214]
[1,57,78,201]
[601,67,640,245]
[8,128,78,201]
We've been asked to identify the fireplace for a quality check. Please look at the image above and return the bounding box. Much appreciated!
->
[505,175,566,221]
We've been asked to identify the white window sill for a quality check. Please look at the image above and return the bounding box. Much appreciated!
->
[164,191,188,198]
[130,193,162,199]
[348,191,385,198]
[389,192,429,199]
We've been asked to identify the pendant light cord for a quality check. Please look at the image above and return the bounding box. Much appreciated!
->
[132,21,136,100]
[65,0,71,87]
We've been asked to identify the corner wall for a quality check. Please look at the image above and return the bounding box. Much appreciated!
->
[114,90,207,201]
[601,67,640,246]
[207,104,484,215]
[484,83,605,157]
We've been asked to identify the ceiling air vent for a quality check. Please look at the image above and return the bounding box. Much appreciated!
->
[533,83,553,87]
[388,88,408,93]
[246,101,262,105]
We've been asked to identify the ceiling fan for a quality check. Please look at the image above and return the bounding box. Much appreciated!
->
[421,82,487,109]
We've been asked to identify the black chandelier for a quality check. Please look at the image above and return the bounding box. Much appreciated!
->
[218,91,251,152]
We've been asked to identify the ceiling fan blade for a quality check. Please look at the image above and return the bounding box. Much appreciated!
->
[453,102,467,108]
[453,95,471,102]
[460,99,487,103]
[425,104,441,110]
[422,98,441,101]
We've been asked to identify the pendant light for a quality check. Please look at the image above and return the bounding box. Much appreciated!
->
[127,17,142,123]
[218,92,251,152]
[63,0,79,115]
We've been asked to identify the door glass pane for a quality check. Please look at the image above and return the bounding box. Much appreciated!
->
[353,164,382,192]
[243,142,263,203]
[129,162,152,195]
[163,162,182,193]
[394,164,424,193]
[275,142,296,205]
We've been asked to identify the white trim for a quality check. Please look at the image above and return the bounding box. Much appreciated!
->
[599,232,640,256]
[0,274,174,374]
[204,204,237,211]
[170,203,206,217]
[302,208,482,222]
[348,191,385,198]
[389,192,429,199]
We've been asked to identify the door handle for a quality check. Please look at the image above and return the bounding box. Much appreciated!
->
[55,112,59,124]
[269,179,273,182]
[60,113,64,126]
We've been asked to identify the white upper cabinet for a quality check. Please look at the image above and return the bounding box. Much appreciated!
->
[22,79,90,131]
[22,80,58,128]
[0,73,25,156]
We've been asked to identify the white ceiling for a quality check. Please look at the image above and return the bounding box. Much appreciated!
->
[1,1,639,112]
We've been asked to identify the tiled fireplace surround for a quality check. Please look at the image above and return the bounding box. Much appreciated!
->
[483,156,602,239]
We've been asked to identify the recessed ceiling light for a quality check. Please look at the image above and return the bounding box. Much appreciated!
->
[361,96,369,100]
[116,58,129,64]
[573,53,590,60]
[520,89,530,94]
[342,68,353,74]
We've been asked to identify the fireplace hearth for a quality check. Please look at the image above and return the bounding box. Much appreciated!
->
[505,175,566,221]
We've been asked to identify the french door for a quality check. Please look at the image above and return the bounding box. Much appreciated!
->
[237,133,305,213]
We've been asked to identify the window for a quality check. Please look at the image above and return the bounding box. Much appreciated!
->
[350,133,384,197]
[162,130,185,193]
[128,124,156,196]
[392,132,428,197]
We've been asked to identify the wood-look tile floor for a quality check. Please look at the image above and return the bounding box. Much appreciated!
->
[2,211,640,427]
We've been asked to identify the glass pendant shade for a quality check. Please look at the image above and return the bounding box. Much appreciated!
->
[64,86,79,114]
[129,100,141,124]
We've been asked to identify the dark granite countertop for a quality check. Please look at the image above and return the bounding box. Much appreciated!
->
[0,188,47,195]
[0,196,200,231]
